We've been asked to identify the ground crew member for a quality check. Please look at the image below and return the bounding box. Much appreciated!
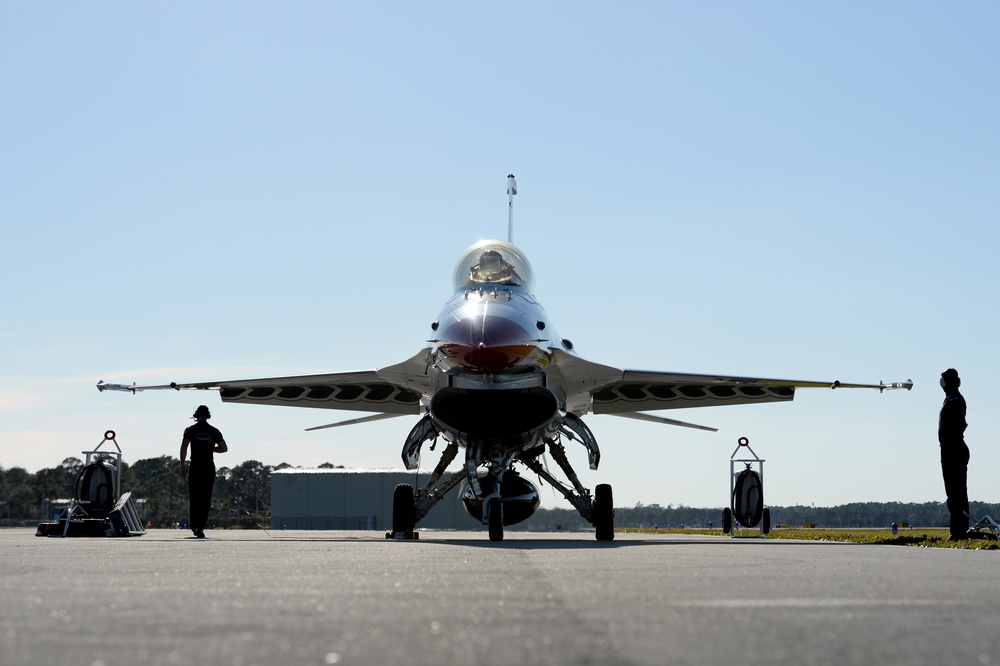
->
[939,368,969,540]
[179,405,228,538]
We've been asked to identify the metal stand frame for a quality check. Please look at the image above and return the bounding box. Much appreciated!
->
[80,429,124,501]
[39,430,146,537]
[967,513,1000,540]
[727,436,769,538]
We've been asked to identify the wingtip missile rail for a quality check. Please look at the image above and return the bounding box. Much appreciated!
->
[96,380,137,393]
[827,379,914,391]
[96,380,184,393]
[880,379,914,392]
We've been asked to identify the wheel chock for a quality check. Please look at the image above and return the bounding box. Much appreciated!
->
[385,530,420,540]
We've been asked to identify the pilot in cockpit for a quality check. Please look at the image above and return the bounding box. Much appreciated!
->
[469,250,523,286]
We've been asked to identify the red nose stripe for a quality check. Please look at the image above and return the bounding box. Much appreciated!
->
[437,343,536,373]
[437,314,535,372]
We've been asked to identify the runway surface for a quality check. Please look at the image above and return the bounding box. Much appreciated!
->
[2,528,998,666]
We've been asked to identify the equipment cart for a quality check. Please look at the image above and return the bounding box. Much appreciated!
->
[36,430,146,537]
[723,436,770,537]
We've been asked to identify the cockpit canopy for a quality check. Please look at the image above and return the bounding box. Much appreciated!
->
[453,240,535,293]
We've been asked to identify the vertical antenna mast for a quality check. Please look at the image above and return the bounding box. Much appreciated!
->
[506,173,517,244]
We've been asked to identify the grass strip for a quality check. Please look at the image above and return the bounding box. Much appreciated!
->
[620,526,1000,549]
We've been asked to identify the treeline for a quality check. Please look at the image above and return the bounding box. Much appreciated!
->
[4,458,996,530]
[519,501,1000,531]
[0,457,341,528]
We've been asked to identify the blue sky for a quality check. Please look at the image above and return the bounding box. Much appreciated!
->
[3,3,997,510]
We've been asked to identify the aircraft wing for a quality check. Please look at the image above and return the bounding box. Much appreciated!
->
[543,350,911,419]
[591,369,911,414]
[97,350,433,415]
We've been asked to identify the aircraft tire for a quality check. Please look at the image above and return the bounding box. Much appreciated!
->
[762,507,771,535]
[488,498,504,542]
[722,507,733,534]
[594,483,614,541]
[392,483,415,534]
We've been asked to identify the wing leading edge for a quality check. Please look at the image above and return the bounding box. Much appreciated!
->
[96,350,434,416]
[540,351,910,430]
[591,369,911,415]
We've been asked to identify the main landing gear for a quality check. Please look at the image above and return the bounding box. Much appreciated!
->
[593,483,615,541]
[387,414,615,542]
[515,414,615,541]
[392,483,418,539]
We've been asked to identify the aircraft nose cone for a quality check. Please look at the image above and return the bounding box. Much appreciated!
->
[442,312,528,347]
[437,313,535,373]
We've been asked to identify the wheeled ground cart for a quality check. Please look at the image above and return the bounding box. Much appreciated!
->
[966,512,1000,540]
[722,436,770,537]
[36,430,146,537]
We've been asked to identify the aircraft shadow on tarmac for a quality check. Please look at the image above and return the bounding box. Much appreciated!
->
[181,532,836,550]
[175,532,662,548]
[381,536,848,550]
[167,527,866,550]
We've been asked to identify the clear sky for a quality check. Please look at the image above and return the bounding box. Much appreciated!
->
[3,3,998,510]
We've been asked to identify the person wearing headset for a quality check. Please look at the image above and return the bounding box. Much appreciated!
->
[179,405,228,538]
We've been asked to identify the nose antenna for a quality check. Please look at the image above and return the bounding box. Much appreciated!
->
[506,173,517,244]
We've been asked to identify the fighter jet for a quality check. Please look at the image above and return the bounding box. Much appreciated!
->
[98,175,912,541]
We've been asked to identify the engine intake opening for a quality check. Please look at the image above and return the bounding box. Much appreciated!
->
[430,387,557,444]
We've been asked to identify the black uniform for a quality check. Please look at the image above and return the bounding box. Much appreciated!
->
[939,390,969,539]
[183,421,224,533]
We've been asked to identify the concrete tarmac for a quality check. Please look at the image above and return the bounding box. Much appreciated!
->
[1,528,998,666]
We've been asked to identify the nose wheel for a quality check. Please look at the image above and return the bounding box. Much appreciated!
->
[488,498,504,541]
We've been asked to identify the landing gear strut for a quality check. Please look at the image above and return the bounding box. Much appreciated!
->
[521,439,615,541]
[388,411,615,542]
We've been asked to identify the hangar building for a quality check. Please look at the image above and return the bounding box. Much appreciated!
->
[270,469,483,531]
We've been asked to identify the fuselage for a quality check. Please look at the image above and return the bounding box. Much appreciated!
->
[432,288,554,374]
[425,240,567,452]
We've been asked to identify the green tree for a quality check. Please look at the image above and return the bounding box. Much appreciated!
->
[1,466,30,521]
[214,460,271,529]
[123,455,188,528]
[34,457,83,502]
[226,460,270,513]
